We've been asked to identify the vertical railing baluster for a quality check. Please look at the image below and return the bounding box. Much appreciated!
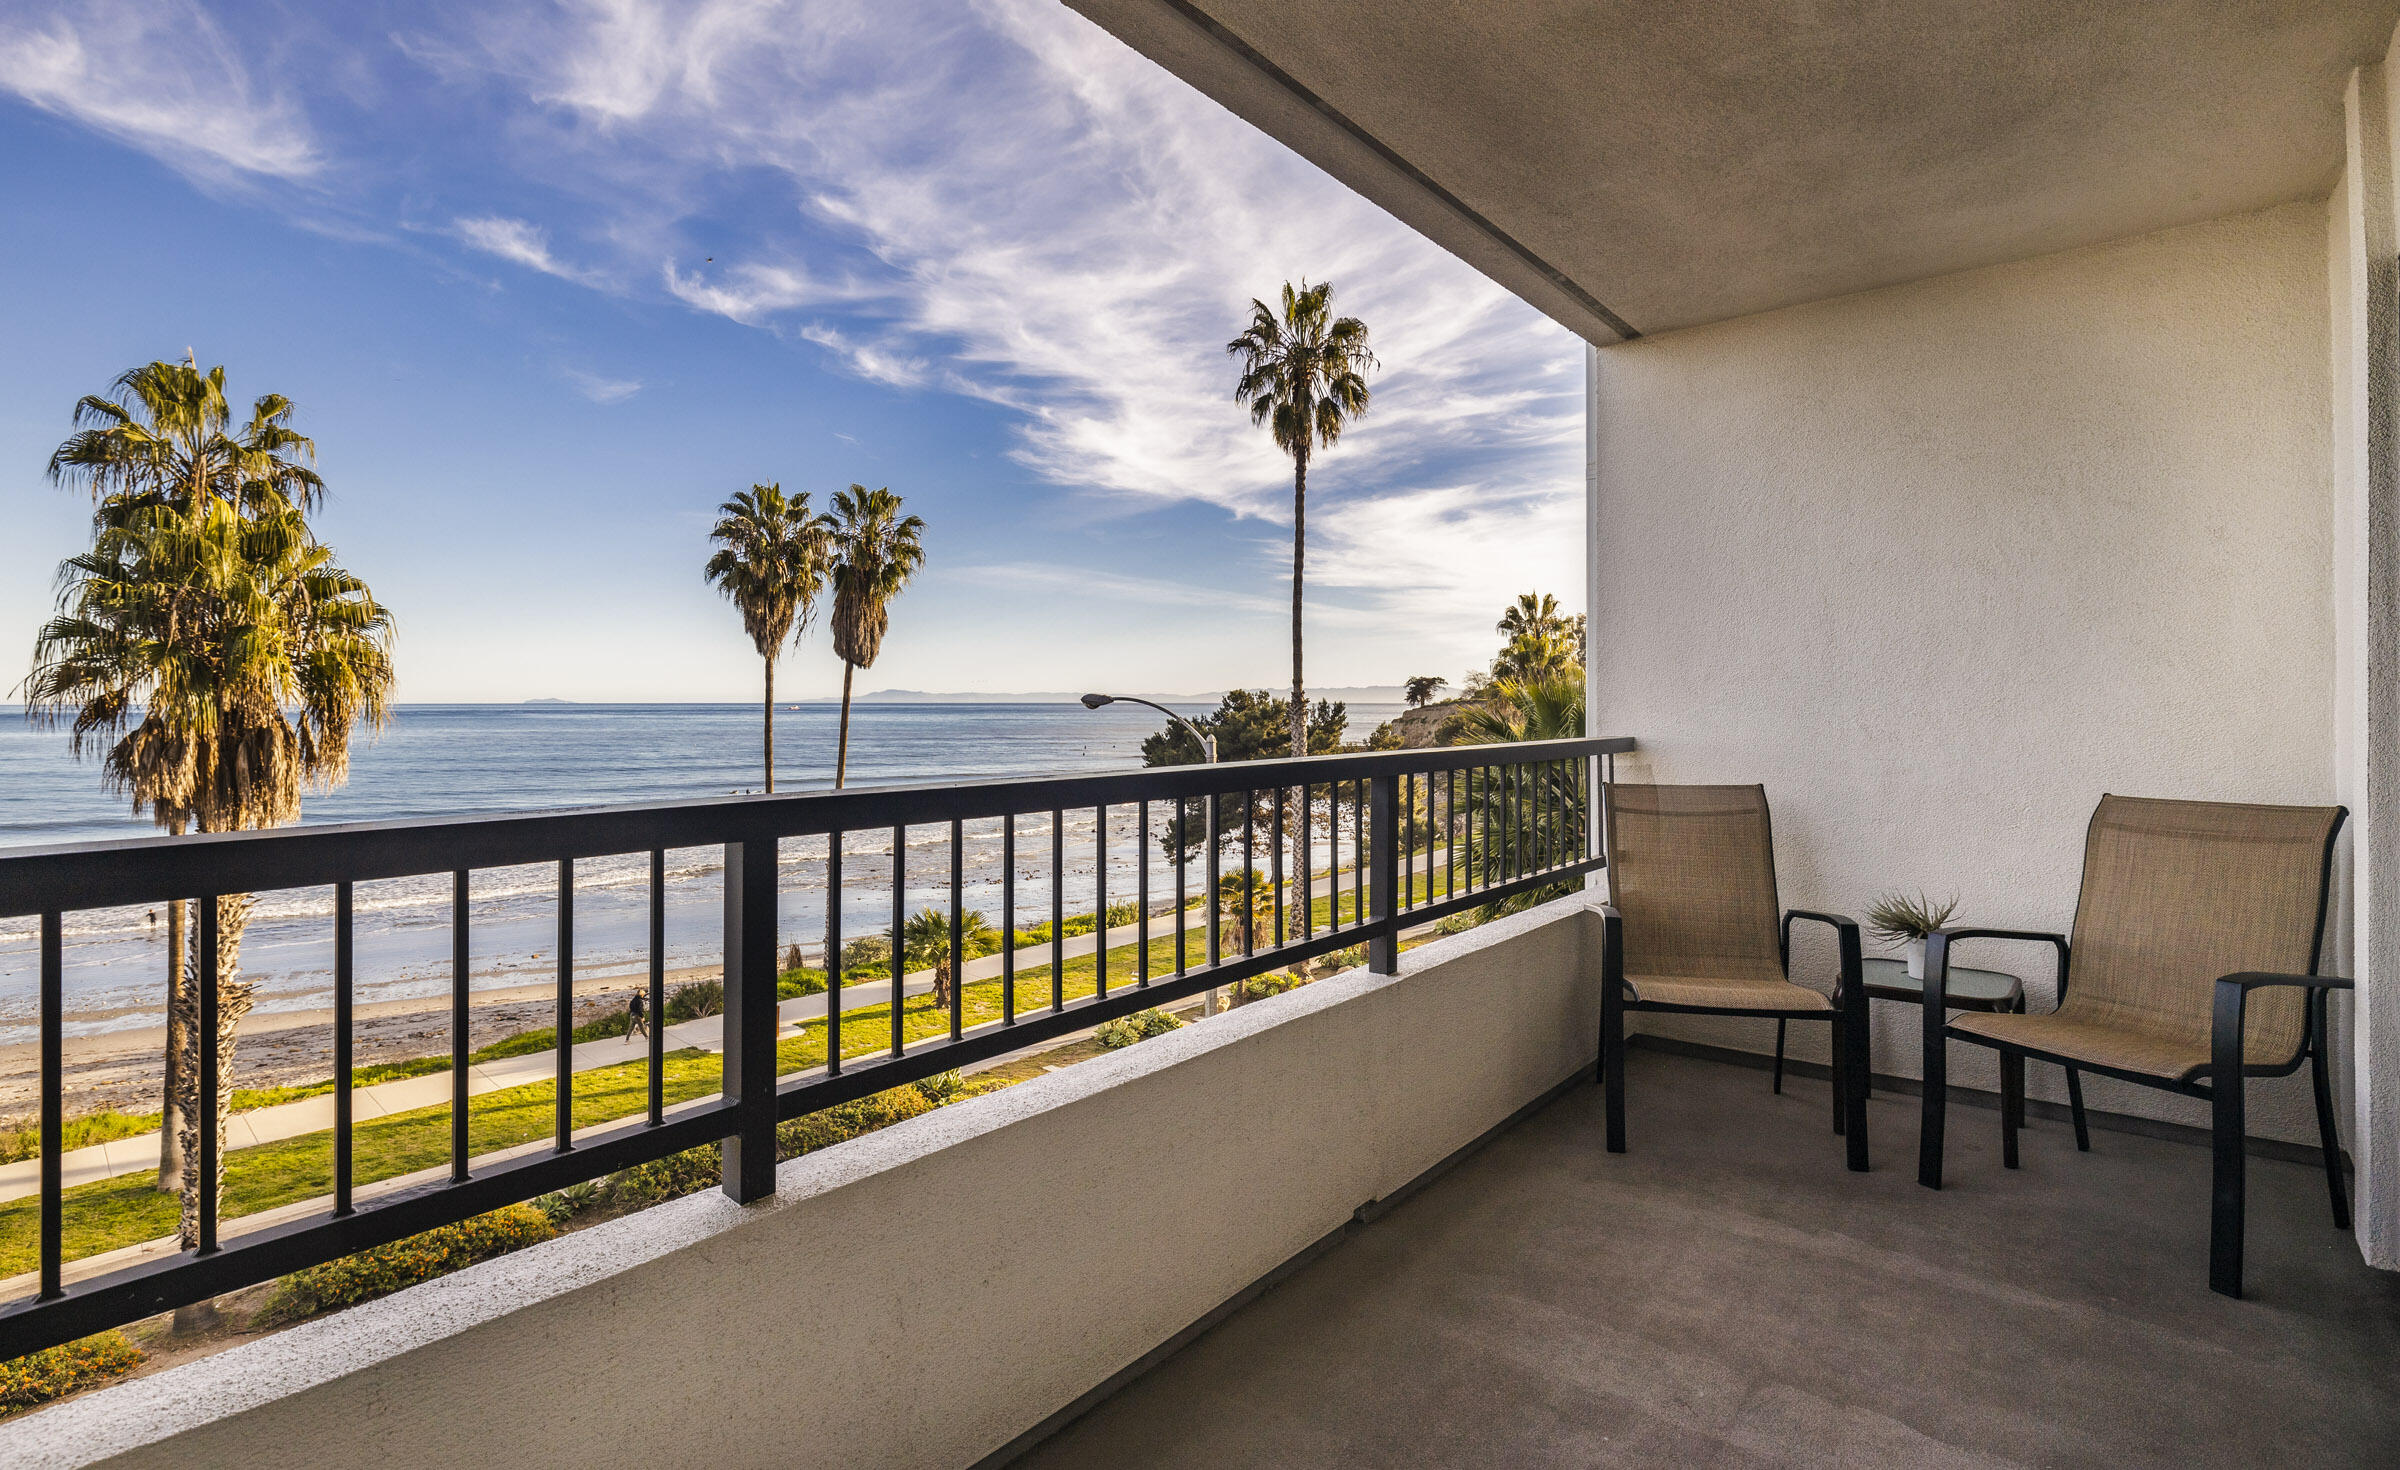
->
[1174,800,1189,977]
[555,859,574,1153]
[1205,789,1222,969]
[1368,772,1399,974]
[1352,779,1366,929]
[891,825,906,1057]
[1094,805,1108,999]
[648,849,666,1124]
[452,870,469,1181]
[1050,809,1065,1012]
[1299,783,1314,940]
[720,837,778,1203]
[1326,781,1340,930]
[38,911,61,1300]
[948,818,966,1042]
[1271,787,1286,947]
[197,896,219,1255]
[1242,792,1256,958]
[826,834,844,1072]
[1137,800,1151,987]
[1001,816,1016,1022]
[335,881,354,1216]
[1463,768,1476,897]
[1404,773,1417,909]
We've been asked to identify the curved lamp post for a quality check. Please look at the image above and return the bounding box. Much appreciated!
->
[1080,692,1220,1014]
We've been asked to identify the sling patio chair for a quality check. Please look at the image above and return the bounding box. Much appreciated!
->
[1599,783,1869,1170]
[1915,794,2350,1298]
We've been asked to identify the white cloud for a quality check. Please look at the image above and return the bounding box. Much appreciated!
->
[0,0,319,182]
[563,367,642,403]
[453,215,600,283]
[663,259,835,324]
[951,562,1287,618]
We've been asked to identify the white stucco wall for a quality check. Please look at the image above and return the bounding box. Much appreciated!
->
[2,901,1604,1470]
[1589,201,2338,1147]
[2330,41,2400,1273]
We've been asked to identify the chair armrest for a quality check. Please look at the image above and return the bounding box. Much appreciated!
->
[1928,926,2071,1010]
[1598,902,1625,990]
[2212,973,2353,1079]
[1782,909,1865,1003]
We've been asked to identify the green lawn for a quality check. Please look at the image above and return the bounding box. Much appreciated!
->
[1,863,1479,1278]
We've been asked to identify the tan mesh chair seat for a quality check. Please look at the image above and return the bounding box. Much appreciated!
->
[1625,973,1832,1012]
[1947,1010,2213,1080]
[1948,796,2340,1081]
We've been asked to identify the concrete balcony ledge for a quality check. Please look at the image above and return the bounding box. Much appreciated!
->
[2,895,1605,1470]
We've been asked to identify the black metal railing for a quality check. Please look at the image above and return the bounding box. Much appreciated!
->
[0,736,1628,1355]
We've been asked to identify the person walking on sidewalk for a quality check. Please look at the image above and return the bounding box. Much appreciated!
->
[626,989,649,1045]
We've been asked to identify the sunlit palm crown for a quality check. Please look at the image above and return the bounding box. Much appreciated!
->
[26,498,395,834]
[704,482,832,660]
[1226,279,1377,462]
[1453,675,1586,745]
[828,484,927,669]
[49,359,325,524]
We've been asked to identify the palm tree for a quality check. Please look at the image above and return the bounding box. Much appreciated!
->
[32,356,330,1192]
[704,483,830,793]
[28,494,394,1262]
[1453,675,1586,922]
[1229,281,1376,769]
[826,485,926,788]
[1497,592,1564,644]
[900,906,954,1009]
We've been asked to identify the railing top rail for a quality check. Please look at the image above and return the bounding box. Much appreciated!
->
[0,736,1632,916]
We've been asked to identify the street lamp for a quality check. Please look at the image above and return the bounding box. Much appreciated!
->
[1079,692,1215,763]
[1080,692,1219,1015]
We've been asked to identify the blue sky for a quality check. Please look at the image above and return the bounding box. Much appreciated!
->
[0,0,1585,702]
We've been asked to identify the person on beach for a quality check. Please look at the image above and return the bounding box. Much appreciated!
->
[626,989,648,1045]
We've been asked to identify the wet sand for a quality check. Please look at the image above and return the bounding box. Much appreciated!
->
[0,964,725,1122]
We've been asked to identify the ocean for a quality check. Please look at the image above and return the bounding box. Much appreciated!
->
[0,702,1400,1042]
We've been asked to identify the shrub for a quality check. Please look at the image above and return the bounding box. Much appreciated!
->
[667,979,724,1022]
[1095,1008,1184,1049]
[260,1206,556,1324]
[1103,900,1140,928]
[602,1145,722,1208]
[0,1332,143,1416]
[783,941,809,973]
[840,934,892,970]
[533,1181,602,1225]
[1233,973,1298,1003]
[779,968,828,999]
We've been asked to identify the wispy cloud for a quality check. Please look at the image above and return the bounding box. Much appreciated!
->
[663,259,838,324]
[563,367,642,403]
[453,215,601,284]
[462,0,1583,615]
[951,562,1287,618]
[0,0,319,183]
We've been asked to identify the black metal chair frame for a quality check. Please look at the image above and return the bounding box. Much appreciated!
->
[1914,811,2352,1298]
[1598,903,1871,1172]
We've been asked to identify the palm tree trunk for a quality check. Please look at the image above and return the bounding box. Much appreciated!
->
[1289,450,1310,919]
[1290,450,1307,762]
[172,891,256,1332]
[763,655,775,794]
[158,892,186,1192]
[836,661,856,790]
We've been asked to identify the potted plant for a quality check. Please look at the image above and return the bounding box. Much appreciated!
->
[1864,892,1960,979]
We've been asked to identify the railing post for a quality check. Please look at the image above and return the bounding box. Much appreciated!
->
[721,838,780,1203]
[1368,770,1400,974]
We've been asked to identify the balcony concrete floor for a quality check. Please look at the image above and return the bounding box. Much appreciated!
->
[1019,1044,2400,1468]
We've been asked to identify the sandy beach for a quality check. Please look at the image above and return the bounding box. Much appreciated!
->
[0,964,724,1122]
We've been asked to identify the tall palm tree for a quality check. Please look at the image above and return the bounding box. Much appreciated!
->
[1229,280,1376,769]
[1497,592,1564,644]
[28,495,394,1258]
[704,483,830,793]
[826,485,926,789]
[33,356,328,1192]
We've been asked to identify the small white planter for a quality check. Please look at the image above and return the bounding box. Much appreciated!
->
[1904,938,1926,979]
